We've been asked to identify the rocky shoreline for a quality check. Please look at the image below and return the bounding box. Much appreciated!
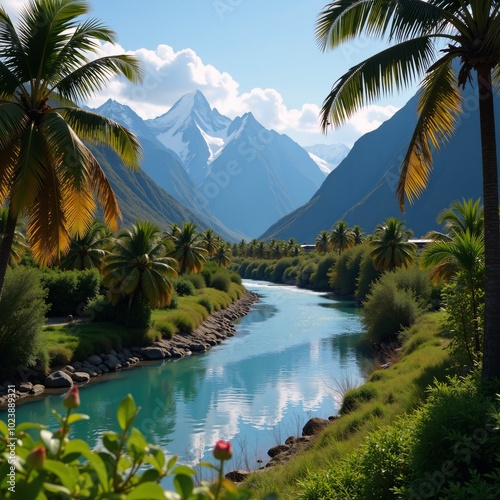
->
[0,290,259,408]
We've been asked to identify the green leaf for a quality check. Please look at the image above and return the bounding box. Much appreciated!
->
[102,431,120,455]
[173,473,194,499]
[166,454,178,472]
[67,413,90,425]
[65,440,109,492]
[137,468,160,483]
[0,420,8,436]
[117,394,137,431]
[51,410,65,426]
[17,422,46,433]
[44,459,77,490]
[125,482,168,499]
[172,465,196,476]
[43,482,72,495]
[197,461,218,470]
[127,428,148,460]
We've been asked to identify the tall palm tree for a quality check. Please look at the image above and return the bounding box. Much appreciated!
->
[352,225,366,246]
[369,218,417,271]
[59,219,110,270]
[0,0,142,301]
[316,1,500,379]
[102,221,177,308]
[255,241,266,259]
[315,230,330,254]
[201,228,219,257]
[169,222,208,274]
[0,206,27,264]
[214,243,231,268]
[329,220,354,254]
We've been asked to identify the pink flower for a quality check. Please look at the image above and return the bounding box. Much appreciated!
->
[213,440,232,461]
[63,385,80,409]
[26,446,46,469]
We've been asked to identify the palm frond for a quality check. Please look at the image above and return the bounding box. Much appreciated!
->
[320,36,435,130]
[61,183,96,238]
[60,107,142,168]
[0,103,28,150]
[397,58,462,209]
[0,61,21,98]
[54,55,142,102]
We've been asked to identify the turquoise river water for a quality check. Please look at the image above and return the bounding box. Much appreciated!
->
[7,281,368,476]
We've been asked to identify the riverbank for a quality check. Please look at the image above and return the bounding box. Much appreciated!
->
[0,290,259,408]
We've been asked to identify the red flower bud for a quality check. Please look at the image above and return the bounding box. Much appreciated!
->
[63,385,80,409]
[213,440,232,461]
[26,446,46,469]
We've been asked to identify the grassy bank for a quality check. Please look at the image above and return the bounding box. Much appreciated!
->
[42,283,245,367]
[245,311,455,499]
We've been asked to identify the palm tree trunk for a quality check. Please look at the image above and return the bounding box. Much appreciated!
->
[477,65,500,382]
[0,205,18,302]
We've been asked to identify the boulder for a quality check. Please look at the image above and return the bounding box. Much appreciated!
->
[104,355,121,371]
[142,347,166,360]
[267,444,290,458]
[225,470,250,482]
[87,354,102,366]
[45,370,73,388]
[17,382,33,393]
[98,364,110,374]
[29,384,45,396]
[71,372,91,383]
[302,418,330,437]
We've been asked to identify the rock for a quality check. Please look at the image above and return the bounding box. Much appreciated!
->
[109,349,118,357]
[78,367,98,377]
[87,354,102,366]
[83,361,102,374]
[98,364,110,374]
[45,370,73,388]
[104,355,121,370]
[225,470,250,482]
[71,372,90,383]
[267,444,290,458]
[72,361,83,370]
[17,382,33,393]
[142,347,166,360]
[122,348,132,358]
[67,314,74,322]
[302,418,330,437]
[29,384,45,396]
[63,365,75,373]
[189,343,207,352]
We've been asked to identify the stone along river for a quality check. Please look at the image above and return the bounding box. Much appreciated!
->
[13,281,368,474]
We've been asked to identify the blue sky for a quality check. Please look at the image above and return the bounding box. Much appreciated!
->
[5,0,417,147]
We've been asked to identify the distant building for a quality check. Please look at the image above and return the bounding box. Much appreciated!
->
[409,239,433,252]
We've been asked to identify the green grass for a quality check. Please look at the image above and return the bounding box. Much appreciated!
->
[244,311,455,499]
[42,284,245,368]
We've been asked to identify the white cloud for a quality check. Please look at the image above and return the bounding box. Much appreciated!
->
[349,104,400,135]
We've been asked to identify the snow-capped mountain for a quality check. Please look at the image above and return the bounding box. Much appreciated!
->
[305,143,351,173]
[146,90,232,184]
[199,112,327,237]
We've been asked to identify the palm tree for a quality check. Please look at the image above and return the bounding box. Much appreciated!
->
[352,225,366,246]
[214,244,231,268]
[102,221,177,308]
[315,230,330,254]
[329,220,354,255]
[287,238,297,256]
[0,0,142,301]
[169,222,208,274]
[59,219,110,270]
[255,241,266,259]
[0,206,27,264]
[316,1,500,379]
[369,218,417,271]
[201,228,219,257]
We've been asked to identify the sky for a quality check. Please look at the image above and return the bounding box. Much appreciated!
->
[3,0,418,147]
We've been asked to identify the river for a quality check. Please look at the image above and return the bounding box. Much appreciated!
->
[10,281,368,475]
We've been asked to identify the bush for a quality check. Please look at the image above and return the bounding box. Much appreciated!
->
[85,294,151,328]
[271,258,294,283]
[0,267,49,376]
[41,268,101,316]
[183,272,206,289]
[174,278,196,296]
[283,265,298,283]
[229,271,242,284]
[153,319,176,339]
[211,272,231,292]
[48,345,73,366]
[197,297,214,314]
[355,252,381,300]
[297,262,317,288]
[329,244,367,295]
[340,385,378,415]
[312,255,336,290]
[169,310,196,333]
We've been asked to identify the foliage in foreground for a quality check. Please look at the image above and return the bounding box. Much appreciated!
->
[0,389,275,499]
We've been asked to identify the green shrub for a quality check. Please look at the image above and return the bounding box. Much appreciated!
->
[363,277,424,344]
[254,261,268,280]
[85,294,151,328]
[237,260,250,279]
[312,255,336,290]
[0,267,49,376]
[355,253,381,300]
[297,262,317,288]
[153,319,176,339]
[184,272,206,289]
[201,268,212,287]
[48,345,73,366]
[271,258,294,283]
[229,271,242,284]
[174,277,196,296]
[41,268,100,316]
[169,311,196,333]
[211,272,231,292]
[340,385,378,415]
[282,265,298,283]
[329,244,367,295]
[197,297,214,314]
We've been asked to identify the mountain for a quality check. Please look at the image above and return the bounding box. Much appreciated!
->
[146,90,232,185]
[143,91,328,237]
[261,86,499,242]
[94,100,242,241]
[305,143,351,173]
[199,112,328,237]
